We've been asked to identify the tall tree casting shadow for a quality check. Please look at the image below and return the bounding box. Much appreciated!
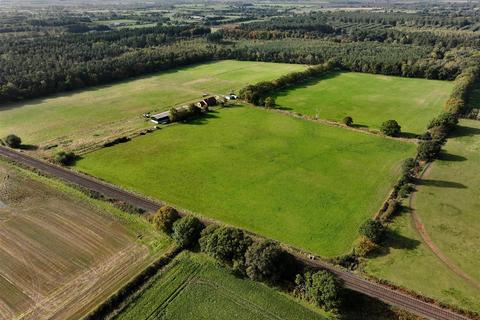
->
[417,179,467,189]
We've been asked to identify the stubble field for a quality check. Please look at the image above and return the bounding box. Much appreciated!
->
[0,162,171,320]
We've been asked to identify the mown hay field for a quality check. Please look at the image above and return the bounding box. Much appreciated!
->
[0,162,171,320]
[76,106,415,257]
[274,72,453,135]
[115,252,327,320]
[0,60,306,150]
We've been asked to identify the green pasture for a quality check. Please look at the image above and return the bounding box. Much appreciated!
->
[365,119,480,313]
[76,106,415,257]
[364,208,480,313]
[415,119,480,286]
[0,60,306,147]
[115,252,328,320]
[274,72,453,135]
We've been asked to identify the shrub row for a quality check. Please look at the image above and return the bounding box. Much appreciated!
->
[152,205,296,284]
[103,136,131,148]
[414,66,479,163]
[239,61,336,106]
[151,205,343,311]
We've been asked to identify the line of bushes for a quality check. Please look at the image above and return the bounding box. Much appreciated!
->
[150,205,344,313]
[392,65,478,199]
[103,136,131,148]
[239,61,337,106]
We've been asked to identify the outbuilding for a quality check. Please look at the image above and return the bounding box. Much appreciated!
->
[150,111,170,124]
[203,96,217,106]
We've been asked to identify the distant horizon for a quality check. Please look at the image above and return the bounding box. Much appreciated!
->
[0,0,458,8]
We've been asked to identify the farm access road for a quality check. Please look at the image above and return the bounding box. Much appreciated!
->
[0,145,472,320]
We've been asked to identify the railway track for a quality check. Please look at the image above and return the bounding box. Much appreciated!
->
[0,146,472,320]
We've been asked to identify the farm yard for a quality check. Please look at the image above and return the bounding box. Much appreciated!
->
[364,119,480,313]
[0,60,306,151]
[76,106,415,257]
[0,162,171,320]
[114,252,327,320]
[274,72,453,135]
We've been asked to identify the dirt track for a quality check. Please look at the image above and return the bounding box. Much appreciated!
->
[0,146,473,320]
[409,163,480,291]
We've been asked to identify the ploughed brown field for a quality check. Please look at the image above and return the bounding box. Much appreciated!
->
[0,163,165,320]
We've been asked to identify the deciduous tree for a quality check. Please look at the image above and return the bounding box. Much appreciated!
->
[172,216,203,249]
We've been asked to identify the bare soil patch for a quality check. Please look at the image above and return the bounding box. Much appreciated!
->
[0,165,152,320]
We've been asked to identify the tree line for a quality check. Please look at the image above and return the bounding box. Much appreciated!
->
[1,9,479,105]
[151,205,343,313]
[0,25,212,103]
[231,11,480,49]
[239,62,336,106]
[228,39,472,80]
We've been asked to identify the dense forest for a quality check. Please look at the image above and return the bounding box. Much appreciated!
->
[228,40,466,80]
[225,10,480,48]
[1,5,480,103]
[0,26,212,102]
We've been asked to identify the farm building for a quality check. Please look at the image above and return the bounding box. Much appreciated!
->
[196,96,217,108]
[150,111,170,124]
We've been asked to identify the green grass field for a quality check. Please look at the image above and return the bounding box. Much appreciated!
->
[115,252,328,320]
[76,106,415,257]
[364,208,480,313]
[274,72,453,135]
[365,119,480,313]
[0,60,306,148]
[415,119,480,286]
